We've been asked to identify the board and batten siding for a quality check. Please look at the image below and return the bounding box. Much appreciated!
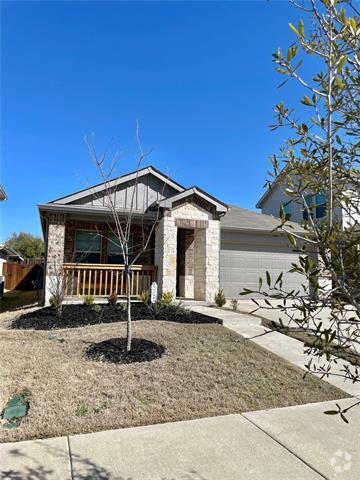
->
[70,174,178,212]
[219,229,305,299]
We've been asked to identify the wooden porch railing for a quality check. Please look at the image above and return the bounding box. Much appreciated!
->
[63,263,157,298]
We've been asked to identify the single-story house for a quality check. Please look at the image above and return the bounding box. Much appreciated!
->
[38,166,305,303]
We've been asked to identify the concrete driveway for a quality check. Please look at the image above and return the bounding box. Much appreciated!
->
[1,398,358,480]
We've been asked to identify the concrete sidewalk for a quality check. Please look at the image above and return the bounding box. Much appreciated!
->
[1,398,359,480]
[190,305,360,398]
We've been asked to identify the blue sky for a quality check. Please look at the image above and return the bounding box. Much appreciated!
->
[1,0,305,241]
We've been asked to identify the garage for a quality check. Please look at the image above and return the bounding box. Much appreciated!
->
[220,207,306,299]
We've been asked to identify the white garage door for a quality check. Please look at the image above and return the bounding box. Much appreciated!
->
[220,232,305,298]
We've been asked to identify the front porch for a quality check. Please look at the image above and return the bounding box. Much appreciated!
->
[63,263,157,299]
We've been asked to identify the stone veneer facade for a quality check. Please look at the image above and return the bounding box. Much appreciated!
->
[44,213,66,304]
[154,200,220,302]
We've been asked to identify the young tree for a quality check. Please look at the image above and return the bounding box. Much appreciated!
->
[242,0,360,417]
[5,232,44,258]
[86,124,162,352]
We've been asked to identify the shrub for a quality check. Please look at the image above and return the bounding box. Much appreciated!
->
[116,302,126,311]
[84,295,95,306]
[159,291,174,306]
[107,292,118,306]
[49,295,63,317]
[92,304,102,313]
[214,289,226,307]
[230,298,239,311]
[140,290,150,304]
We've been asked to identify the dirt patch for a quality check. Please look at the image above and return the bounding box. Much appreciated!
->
[0,321,348,443]
[86,338,166,364]
[8,304,220,330]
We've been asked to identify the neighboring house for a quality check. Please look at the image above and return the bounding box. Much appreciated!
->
[38,166,305,303]
[256,172,360,230]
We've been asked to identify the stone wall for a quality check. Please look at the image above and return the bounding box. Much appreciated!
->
[155,200,220,301]
[154,216,177,295]
[44,213,66,304]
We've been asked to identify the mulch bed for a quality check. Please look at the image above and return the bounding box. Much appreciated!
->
[9,303,221,330]
[86,338,166,364]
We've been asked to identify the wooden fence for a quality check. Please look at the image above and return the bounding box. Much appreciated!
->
[3,263,43,291]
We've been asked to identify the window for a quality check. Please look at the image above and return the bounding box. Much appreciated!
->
[107,232,133,264]
[303,194,327,221]
[281,201,292,221]
[75,231,101,263]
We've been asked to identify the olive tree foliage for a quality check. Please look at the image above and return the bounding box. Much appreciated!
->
[242,0,360,417]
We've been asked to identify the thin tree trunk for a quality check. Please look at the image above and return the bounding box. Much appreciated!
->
[126,269,132,352]
[327,6,334,231]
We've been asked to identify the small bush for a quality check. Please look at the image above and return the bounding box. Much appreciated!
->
[49,295,63,317]
[107,292,118,306]
[159,291,174,306]
[230,298,239,311]
[49,296,58,309]
[214,289,226,307]
[140,290,150,304]
[116,302,126,312]
[84,295,95,306]
[92,304,102,313]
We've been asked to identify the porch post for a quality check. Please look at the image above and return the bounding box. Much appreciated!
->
[44,212,66,305]
[154,215,177,297]
[194,221,220,302]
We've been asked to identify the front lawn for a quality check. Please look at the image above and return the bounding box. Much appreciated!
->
[0,308,348,442]
[0,290,39,313]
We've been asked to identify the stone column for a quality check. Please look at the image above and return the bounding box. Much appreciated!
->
[154,216,177,297]
[44,213,66,305]
[194,220,220,302]
[194,228,206,300]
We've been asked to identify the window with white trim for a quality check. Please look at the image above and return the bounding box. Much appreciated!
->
[303,194,327,221]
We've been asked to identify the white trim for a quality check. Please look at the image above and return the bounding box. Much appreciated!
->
[158,187,228,213]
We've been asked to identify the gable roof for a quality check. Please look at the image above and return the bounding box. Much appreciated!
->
[51,165,185,205]
[158,187,228,213]
[0,244,25,261]
[221,205,304,233]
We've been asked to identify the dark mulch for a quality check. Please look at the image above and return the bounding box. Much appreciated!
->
[86,337,166,364]
[9,303,221,330]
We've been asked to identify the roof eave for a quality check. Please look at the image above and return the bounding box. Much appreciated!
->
[50,165,185,205]
[158,187,228,213]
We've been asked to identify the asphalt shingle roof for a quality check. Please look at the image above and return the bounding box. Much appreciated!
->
[220,205,304,232]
